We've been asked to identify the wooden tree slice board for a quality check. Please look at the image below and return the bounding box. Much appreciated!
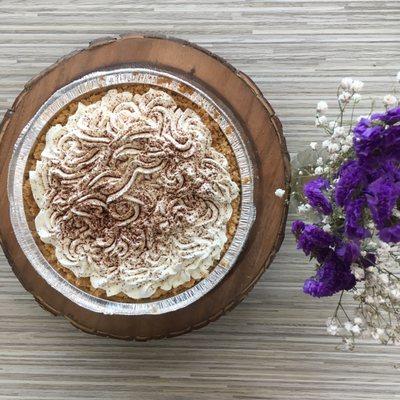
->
[0,34,290,340]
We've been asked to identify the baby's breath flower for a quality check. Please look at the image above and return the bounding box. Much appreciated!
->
[333,126,346,137]
[315,115,328,127]
[391,289,400,299]
[310,142,318,150]
[372,328,385,341]
[316,101,328,113]
[365,295,374,304]
[354,317,363,325]
[351,264,365,280]
[344,135,353,145]
[327,325,338,335]
[393,208,400,218]
[328,143,340,153]
[326,317,339,335]
[314,166,324,175]
[379,273,389,285]
[298,203,312,214]
[383,94,398,108]
[322,139,330,148]
[340,77,353,89]
[341,144,351,153]
[351,80,364,92]
[330,153,339,161]
[274,188,285,198]
[353,93,362,103]
[328,120,337,130]
[322,224,331,232]
[339,91,352,104]
[351,325,361,334]
[344,321,353,332]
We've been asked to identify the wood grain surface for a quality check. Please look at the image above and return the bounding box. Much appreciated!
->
[0,1,399,399]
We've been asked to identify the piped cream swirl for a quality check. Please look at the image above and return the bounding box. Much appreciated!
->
[30,88,239,299]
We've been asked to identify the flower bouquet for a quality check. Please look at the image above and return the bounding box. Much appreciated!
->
[287,74,400,349]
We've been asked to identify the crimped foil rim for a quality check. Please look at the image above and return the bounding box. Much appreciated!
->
[8,66,256,315]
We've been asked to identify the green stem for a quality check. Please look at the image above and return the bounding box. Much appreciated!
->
[334,290,345,317]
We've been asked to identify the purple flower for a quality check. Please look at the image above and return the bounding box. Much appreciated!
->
[303,277,334,297]
[375,106,400,125]
[371,159,400,183]
[353,118,386,164]
[296,224,337,262]
[335,160,366,207]
[384,125,400,162]
[335,241,360,264]
[379,224,400,243]
[291,220,305,236]
[344,198,370,240]
[366,176,399,229]
[304,177,333,215]
[353,110,400,165]
[302,240,373,297]
[303,257,356,297]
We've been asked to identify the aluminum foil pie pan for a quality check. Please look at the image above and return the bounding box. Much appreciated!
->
[8,66,256,315]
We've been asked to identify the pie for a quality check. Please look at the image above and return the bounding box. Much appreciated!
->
[24,85,240,302]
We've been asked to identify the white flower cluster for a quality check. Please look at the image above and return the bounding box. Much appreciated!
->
[339,77,364,104]
[383,94,398,108]
[274,188,286,198]
[326,239,400,349]
[353,241,400,344]
[315,100,328,128]
[312,78,363,167]
[321,125,354,162]
[298,203,312,215]
[381,73,400,108]
[326,316,361,350]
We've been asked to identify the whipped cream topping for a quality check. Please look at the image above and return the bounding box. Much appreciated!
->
[29,88,239,299]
